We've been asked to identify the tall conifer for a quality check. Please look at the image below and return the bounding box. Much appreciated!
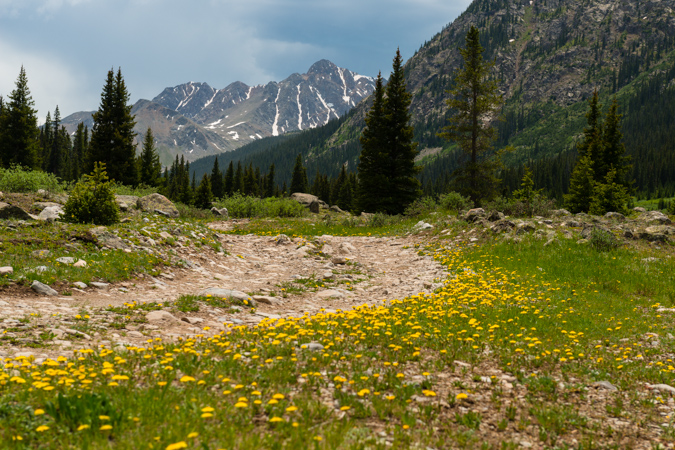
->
[0,67,39,168]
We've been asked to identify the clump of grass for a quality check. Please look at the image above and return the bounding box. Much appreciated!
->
[589,227,621,251]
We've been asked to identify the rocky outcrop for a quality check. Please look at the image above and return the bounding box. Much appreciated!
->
[137,194,179,218]
[85,227,129,250]
[0,202,34,220]
[290,193,328,210]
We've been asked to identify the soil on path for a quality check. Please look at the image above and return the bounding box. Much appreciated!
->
[0,222,447,362]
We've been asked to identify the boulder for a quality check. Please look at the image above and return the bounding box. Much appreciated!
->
[85,227,129,250]
[38,206,64,222]
[290,193,328,209]
[330,205,344,213]
[516,221,536,234]
[0,267,13,276]
[0,202,33,220]
[197,288,256,307]
[32,201,62,211]
[551,209,571,217]
[146,310,180,323]
[115,195,139,212]
[486,211,505,222]
[639,225,674,242]
[633,207,647,213]
[275,234,292,245]
[211,207,229,217]
[413,221,433,231]
[604,212,626,222]
[638,211,672,226]
[31,280,58,296]
[462,208,485,223]
[309,200,321,214]
[137,194,179,218]
[490,219,516,233]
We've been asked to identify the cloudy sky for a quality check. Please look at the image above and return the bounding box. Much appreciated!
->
[0,0,472,120]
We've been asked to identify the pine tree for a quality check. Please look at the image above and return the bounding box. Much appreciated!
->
[383,49,420,214]
[224,161,235,196]
[290,154,309,194]
[139,128,162,187]
[194,173,213,209]
[265,163,276,198]
[70,123,88,181]
[440,26,503,205]
[47,106,68,177]
[89,68,138,186]
[234,161,244,194]
[357,72,391,213]
[565,154,595,213]
[578,91,605,178]
[210,157,224,199]
[0,67,39,168]
[601,98,631,184]
[589,168,631,215]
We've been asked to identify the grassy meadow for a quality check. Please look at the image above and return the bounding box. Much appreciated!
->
[1,212,674,449]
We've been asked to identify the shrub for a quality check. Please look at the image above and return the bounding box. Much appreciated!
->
[439,191,472,212]
[590,228,620,252]
[0,164,65,193]
[214,194,306,218]
[63,163,119,225]
[484,195,556,218]
[404,196,437,216]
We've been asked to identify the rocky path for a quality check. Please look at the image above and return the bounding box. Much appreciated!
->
[0,223,448,363]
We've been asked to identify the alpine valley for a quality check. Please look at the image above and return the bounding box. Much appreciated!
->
[61,60,375,167]
[189,0,675,200]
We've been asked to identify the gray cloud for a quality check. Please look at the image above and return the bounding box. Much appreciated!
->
[0,0,471,119]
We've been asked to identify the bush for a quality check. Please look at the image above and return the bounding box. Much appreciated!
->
[63,163,119,225]
[0,165,65,193]
[439,192,472,212]
[404,196,437,216]
[214,193,306,218]
[590,228,620,252]
[483,195,556,218]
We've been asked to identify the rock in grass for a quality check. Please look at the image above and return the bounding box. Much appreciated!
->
[302,342,324,351]
[0,203,33,220]
[198,288,256,307]
[31,280,58,296]
[73,282,88,289]
[591,381,618,391]
[56,257,76,265]
[647,383,675,395]
[146,310,180,322]
[252,295,276,305]
[90,282,110,289]
[137,194,179,218]
[38,206,64,221]
[0,267,13,276]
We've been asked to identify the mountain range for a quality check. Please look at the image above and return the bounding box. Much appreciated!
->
[192,0,675,198]
[61,60,375,166]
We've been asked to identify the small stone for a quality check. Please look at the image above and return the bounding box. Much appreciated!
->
[303,342,324,351]
[90,282,110,289]
[252,295,276,305]
[647,384,675,395]
[73,260,87,268]
[275,234,292,245]
[181,317,204,325]
[56,257,76,265]
[317,290,345,299]
[592,381,618,391]
[453,360,471,368]
[197,288,255,307]
[413,221,433,231]
[331,256,347,265]
[73,282,88,289]
[126,330,144,338]
[31,280,58,296]
[31,249,51,259]
[0,266,13,276]
[146,311,179,322]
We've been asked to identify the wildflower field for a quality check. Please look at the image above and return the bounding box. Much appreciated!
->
[1,216,674,449]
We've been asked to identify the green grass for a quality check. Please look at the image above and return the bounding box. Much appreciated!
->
[1,214,674,449]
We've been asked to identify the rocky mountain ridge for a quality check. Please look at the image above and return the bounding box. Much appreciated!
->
[61,60,375,165]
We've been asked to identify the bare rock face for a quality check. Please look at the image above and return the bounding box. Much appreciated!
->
[137,194,179,218]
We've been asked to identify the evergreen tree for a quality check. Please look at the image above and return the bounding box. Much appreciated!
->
[39,111,52,169]
[602,98,632,185]
[234,161,245,194]
[578,91,605,178]
[224,161,235,196]
[565,154,595,213]
[0,67,39,168]
[210,157,224,199]
[89,68,138,186]
[139,128,162,187]
[440,26,503,205]
[194,173,213,209]
[47,106,68,177]
[290,154,309,193]
[357,72,391,213]
[70,123,88,182]
[589,168,631,215]
[265,163,276,198]
[383,49,420,214]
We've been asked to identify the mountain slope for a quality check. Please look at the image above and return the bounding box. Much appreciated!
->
[61,60,375,165]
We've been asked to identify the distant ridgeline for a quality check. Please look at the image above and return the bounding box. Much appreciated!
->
[192,0,675,201]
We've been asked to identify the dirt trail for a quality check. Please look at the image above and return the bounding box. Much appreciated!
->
[0,223,448,362]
